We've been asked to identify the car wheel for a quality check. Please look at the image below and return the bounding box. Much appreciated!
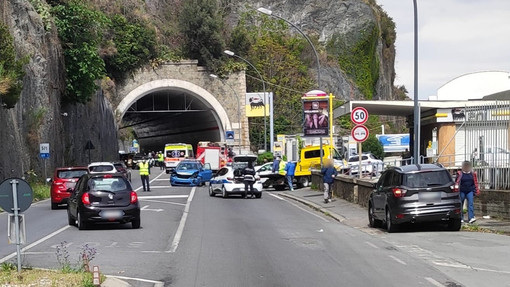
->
[299,177,310,188]
[241,191,247,199]
[51,202,59,210]
[209,184,215,197]
[132,218,141,229]
[448,218,462,231]
[166,170,170,174]
[67,209,75,226]
[385,208,398,233]
[255,193,262,199]
[222,186,228,198]
[368,202,382,228]
[77,212,88,230]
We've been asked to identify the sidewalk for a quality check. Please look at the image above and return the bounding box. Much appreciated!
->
[279,188,510,235]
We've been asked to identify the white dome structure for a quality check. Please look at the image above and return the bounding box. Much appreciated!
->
[435,71,510,101]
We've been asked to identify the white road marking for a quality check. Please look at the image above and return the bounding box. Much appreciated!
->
[167,186,195,253]
[154,178,168,181]
[138,195,188,199]
[139,199,186,206]
[388,255,407,265]
[268,193,329,223]
[141,205,163,212]
[365,241,379,249]
[107,275,164,287]
[425,277,445,287]
[144,186,172,189]
[134,170,166,192]
[0,225,70,263]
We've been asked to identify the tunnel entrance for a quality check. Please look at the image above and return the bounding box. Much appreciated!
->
[117,79,231,154]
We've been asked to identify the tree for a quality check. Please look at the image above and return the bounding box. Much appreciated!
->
[179,0,225,68]
[362,135,384,160]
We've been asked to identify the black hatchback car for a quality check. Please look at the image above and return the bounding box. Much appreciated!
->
[67,173,140,230]
[368,164,461,233]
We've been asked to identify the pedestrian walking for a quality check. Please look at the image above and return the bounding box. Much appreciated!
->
[456,161,480,223]
[284,161,296,191]
[321,159,338,203]
[242,161,256,198]
[138,157,151,192]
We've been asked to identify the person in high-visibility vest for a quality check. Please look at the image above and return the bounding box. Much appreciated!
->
[158,152,165,170]
[278,159,287,176]
[138,157,151,192]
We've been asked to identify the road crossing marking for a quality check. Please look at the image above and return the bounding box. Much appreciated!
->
[388,255,407,265]
[138,195,188,199]
[134,170,166,192]
[424,277,445,287]
[167,186,196,253]
[141,205,163,212]
[0,225,70,263]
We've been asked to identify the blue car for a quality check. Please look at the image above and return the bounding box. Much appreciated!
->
[170,160,213,186]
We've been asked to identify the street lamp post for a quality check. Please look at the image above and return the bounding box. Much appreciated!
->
[413,0,420,163]
[209,74,242,155]
[257,7,321,88]
[224,50,269,152]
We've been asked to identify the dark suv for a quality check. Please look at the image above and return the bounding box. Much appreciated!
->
[67,173,140,230]
[368,164,461,232]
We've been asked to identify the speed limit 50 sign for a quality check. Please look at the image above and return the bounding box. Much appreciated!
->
[351,107,369,125]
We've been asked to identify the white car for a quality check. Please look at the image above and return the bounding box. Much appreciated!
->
[209,155,263,198]
[348,153,384,175]
[88,162,117,174]
[255,162,273,187]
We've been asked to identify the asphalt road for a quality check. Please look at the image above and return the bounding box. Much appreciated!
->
[1,167,509,286]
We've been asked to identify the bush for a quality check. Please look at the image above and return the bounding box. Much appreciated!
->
[362,135,384,160]
[257,151,274,165]
[0,23,26,108]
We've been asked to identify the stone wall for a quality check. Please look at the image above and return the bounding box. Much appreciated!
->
[311,173,510,219]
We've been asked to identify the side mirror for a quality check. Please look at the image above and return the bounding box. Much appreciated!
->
[204,163,211,170]
[46,178,52,183]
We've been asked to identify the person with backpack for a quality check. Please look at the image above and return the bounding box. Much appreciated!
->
[456,161,480,223]
[321,159,338,203]
[242,161,256,198]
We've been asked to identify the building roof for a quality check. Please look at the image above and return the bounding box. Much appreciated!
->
[333,100,506,118]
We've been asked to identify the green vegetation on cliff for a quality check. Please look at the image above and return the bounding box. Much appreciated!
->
[0,23,27,109]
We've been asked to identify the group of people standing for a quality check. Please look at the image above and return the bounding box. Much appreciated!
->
[271,156,297,191]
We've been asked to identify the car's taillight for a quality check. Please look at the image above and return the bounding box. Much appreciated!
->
[392,188,406,198]
[452,184,459,192]
[130,191,138,204]
[55,182,64,186]
[82,193,91,205]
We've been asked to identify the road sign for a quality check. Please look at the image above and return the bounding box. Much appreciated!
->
[0,178,33,213]
[351,125,369,142]
[226,131,234,140]
[84,140,95,150]
[39,143,50,159]
[351,107,369,125]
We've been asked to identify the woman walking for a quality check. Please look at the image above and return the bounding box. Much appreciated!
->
[456,161,480,223]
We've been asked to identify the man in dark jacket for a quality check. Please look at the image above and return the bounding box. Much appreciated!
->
[321,159,338,203]
[242,161,257,198]
[272,156,281,173]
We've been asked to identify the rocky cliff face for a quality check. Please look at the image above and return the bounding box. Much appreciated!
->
[233,0,396,100]
[0,0,118,181]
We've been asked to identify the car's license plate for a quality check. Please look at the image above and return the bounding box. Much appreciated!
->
[419,192,441,203]
[101,210,123,219]
[65,182,76,189]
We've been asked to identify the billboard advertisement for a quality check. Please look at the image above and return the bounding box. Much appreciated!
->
[245,92,270,117]
[303,100,329,136]
[376,134,410,153]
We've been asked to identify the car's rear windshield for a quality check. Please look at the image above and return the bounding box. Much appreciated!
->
[57,169,88,179]
[89,165,114,172]
[88,177,131,192]
[403,170,452,188]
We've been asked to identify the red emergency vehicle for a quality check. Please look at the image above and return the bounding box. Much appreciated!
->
[196,142,228,171]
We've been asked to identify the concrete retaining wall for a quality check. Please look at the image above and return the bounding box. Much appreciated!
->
[311,172,510,219]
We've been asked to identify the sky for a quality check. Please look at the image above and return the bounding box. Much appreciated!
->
[375,0,510,99]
